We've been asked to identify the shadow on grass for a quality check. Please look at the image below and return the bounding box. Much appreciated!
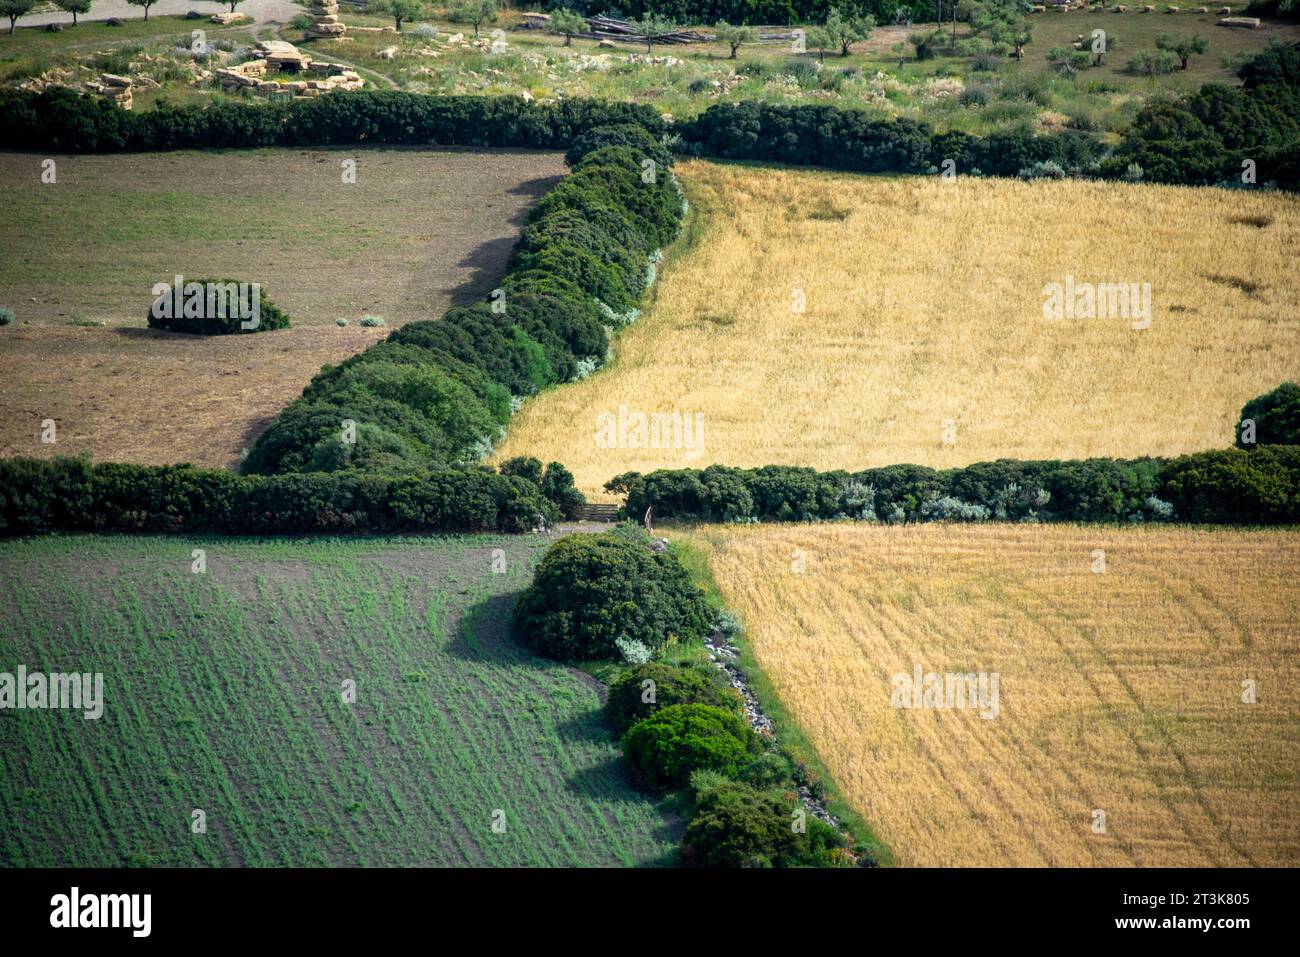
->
[452,586,681,866]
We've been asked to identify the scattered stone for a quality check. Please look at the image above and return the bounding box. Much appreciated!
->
[1217,15,1261,25]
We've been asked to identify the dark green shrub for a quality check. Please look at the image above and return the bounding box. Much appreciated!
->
[146,278,290,334]
[1237,383,1300,447]
[620,703,760,792]
[1157,446,1300,524]
[539,461,586,520]
[604,661,743,735]
[564,121,673,170]
[511,527,712,660]
[679,777,851,868]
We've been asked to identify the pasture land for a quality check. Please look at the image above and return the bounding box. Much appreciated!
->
[683,522,1300,867]
[0,534,675,867]
[494,161,1300,497]
[0,148,563,468]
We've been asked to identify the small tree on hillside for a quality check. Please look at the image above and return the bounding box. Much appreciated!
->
[970,0,1033,62]
[631,11,677,54]
[1129,48,1178,77]
[1,0,35,35]
[447,0,498,38]
[823,6,875,57]
[371,0,429,31]
[714,20,757,59]
[53,0,92,26]
[808,25,834,62]
[124,0,157,20]
[550,8,587,46]
[1155,32,1207,71]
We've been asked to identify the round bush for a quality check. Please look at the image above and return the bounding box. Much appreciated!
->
[146,278,290,334]
[680,778,850,868]
[512,527,712,661]
[620,703,759,792]
[605,661,743,736]
[1237,383,1300,447]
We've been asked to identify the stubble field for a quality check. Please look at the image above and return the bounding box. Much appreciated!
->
[494,161,1300,498]
[683,522,1300,867]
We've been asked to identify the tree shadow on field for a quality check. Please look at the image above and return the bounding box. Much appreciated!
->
[446,590,522,663]
[438,172,565,308]
[454,589,681,862]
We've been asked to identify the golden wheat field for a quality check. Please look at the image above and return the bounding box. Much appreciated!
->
[682,522,1300,867]
[493,161,1300,498]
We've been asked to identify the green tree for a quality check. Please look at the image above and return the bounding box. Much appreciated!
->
[969,0,1032,62]
[53,0,91,26]
[823,6,874,57]
[713,20,757,59]
[447,0,497,38]
[370,0,429,31]
[549,8,586,46]
[631,10,677,54]
[223,0,244,12]
[1,0,34,32]
[124,0,157,20]
[807,25,831,62]
[1129,48,1178,77]
[1155,32,1207,71]
[1237,383,1300,447]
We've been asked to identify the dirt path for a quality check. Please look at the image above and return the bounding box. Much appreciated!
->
[16,0,301,29]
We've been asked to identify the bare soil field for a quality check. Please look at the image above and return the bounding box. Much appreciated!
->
[684,522,1300,867]
[0,147,564,467]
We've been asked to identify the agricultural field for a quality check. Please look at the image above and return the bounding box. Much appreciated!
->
[0,147,564,468]
[495,160,1300,497]
[0,533,676,867]
[682,522,1300,867]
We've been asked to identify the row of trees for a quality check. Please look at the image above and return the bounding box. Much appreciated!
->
[3,0,90,34]
[1,0,255,33]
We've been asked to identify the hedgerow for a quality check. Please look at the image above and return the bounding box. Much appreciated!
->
[0,457,555,536]
[609,451,1300,525]
[238,120,684,488]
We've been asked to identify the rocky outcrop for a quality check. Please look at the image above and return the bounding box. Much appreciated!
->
[216,40,362,99]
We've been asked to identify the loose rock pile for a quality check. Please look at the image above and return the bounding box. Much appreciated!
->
[702,625,843,829]
[215,40,362,99]
[305,0,347,40]
[86,72,133,110]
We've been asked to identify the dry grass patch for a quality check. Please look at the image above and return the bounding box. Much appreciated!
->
[683,522,1300,867]
[494,161,1300,498]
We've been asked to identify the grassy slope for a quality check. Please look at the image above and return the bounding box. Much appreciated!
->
[0,534,675,867]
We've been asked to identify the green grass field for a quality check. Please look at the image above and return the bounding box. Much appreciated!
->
[0,534,675,867]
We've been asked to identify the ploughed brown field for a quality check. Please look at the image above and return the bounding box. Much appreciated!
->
[0,147,564,469]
